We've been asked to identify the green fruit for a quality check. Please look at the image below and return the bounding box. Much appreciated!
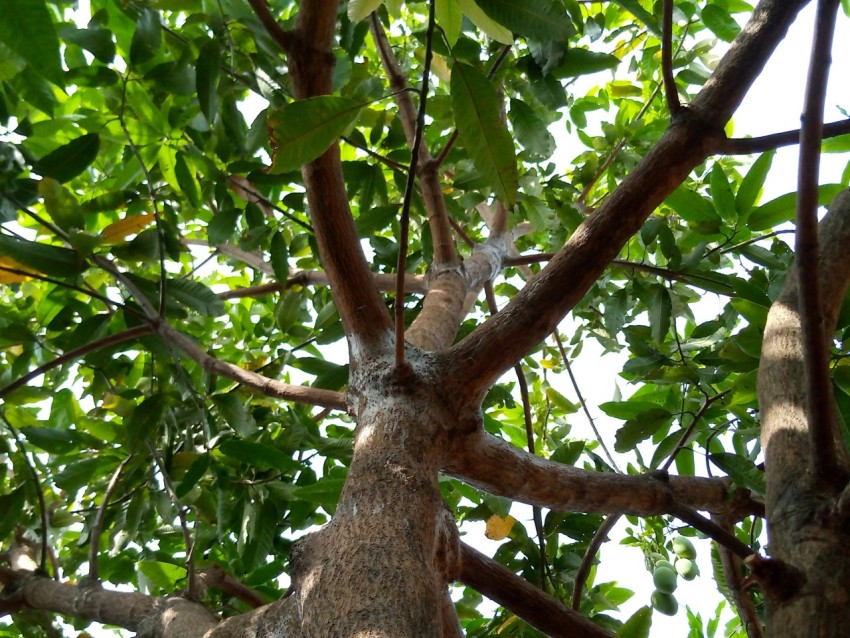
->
[651,590,679,616]
[652,565,678,593]
[675,558,699,581]
[672,536,697,560]
[654,559,674,572]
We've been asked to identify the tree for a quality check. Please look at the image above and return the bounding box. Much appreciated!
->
[1,0,849,635]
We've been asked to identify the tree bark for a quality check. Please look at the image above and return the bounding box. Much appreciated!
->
[758,189,850,636]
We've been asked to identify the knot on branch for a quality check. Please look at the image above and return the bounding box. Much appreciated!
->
[743,555,804,603]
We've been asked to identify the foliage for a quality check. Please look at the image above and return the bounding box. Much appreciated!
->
[0,0,848,637]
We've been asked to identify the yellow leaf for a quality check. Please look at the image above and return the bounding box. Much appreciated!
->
[101,214,155,244]
[0,256,34,283]
[497,615,518,633]
[485,514,516,541]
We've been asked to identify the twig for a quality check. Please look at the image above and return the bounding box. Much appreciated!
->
[667,500,754,559]
[660,390,730,472]
[715,118,850,154]
[662,0,680,114]
[485,284,551,590]
[459,543,615,638]
[712,515,765,638]
[0,326,154,400]
[88,456,133,583]
[199,564,267,608]
[572,514,621,610]
[148,444,198,599]
[796,0,841,483]
[341,135,409,173]
[553,334,619,470]
[227,176,313,232]
[0,416,51,577]
[246,0,295,53]
[394,0,436,368]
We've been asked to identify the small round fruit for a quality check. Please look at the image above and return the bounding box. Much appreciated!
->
[652,565,678,593]
[672,536,697,560]
[654,559,674,572]
[651,590,679,616]
[675,558,699,581]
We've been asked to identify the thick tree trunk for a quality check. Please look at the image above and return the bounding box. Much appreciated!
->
[758,190,850,636]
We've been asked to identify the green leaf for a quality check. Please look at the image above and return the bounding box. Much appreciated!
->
[736,150,774,214]
[612,0,660,35]
[269,97,363,173]
[130,8,162,65]
[709,164,736,223]
[0,487,26,542]
[476,0,573,41]
[175,454,209,499]
[348,0,385,21]
[599,401,665,420]
[451,62,518,205]
[38,178,84,231]
[649,284,671,343]
[218,439,297,470]
[212,394,257,437]
[614,407,672,452]
[0,0,63,87]
[551,48,620,78]
[175,152,200,208]
[0,234,86,278]
[19,426,79,453]
[436,0,463,47]
[664,187,722,225]
[242,499,280,570]
[138,561,186,591]
[196,39,220,124]
[270,231,290,284]
[168,278,225,316]
[60,27,115,63]
[747,184,844,231]
[702,4,740,42]
[54,456,119,492]
[292,478,346,506]
[126,395,169,450]
[35,134,100,183]
[709,452,765,494]
[618,606,652,638]
[456,0,513,44]
[509,99,555,158]
[208,208,240,245]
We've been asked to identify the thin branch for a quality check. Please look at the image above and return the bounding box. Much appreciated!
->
[0,326,154,400]
[667,501,754,559]
[553,333,620,470]
[459,542,615,638]
[227,176,313,232]
[572,514,621,610]
[88,456,133,584]
[341,135,409,173]
[156,323,347,410]
[662,0,681,114]
[660,390,730,472]
[796,0,841,483]
[395,0,437,368]
[484,284,551,590]
[712,515,766,638]
[148,444,198,599]
[246,0,295,53]
[198,565,267,609]
[0,417,51,576]
[714,118,850,154]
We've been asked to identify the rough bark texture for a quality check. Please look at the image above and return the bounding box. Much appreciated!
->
[758,189,850,637]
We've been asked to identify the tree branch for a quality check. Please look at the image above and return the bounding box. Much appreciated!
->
[255,0,394,356]
[572,514,620,610]
[444,0,809,404]
[458,543,615,638]
[662,0,681,114]
[370,14,458,266]
[712,516,766,638]
[156,323,347,410]
[796,0,841,483]
[444,430,763,519]
[713,119,850,154]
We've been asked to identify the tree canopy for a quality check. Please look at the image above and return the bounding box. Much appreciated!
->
[1,0,850,637]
